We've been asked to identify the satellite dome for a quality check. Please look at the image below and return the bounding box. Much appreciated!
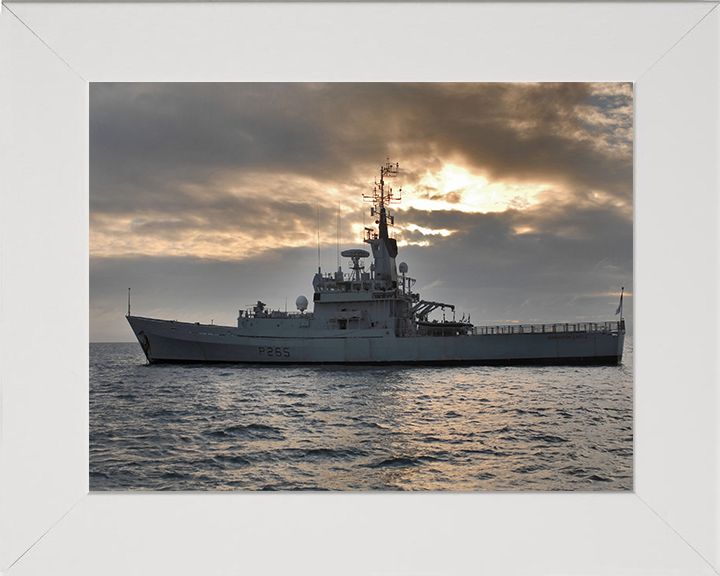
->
[295,295,309,312]
[399,262,408,274]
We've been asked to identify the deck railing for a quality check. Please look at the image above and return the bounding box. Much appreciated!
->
[472,321,623,336]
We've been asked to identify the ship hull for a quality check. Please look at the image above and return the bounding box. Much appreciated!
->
[127,316,625,366]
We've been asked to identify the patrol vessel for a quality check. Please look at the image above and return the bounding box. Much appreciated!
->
[127,161,625,365]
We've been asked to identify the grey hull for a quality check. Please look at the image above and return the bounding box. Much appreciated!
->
[127,315,625,366]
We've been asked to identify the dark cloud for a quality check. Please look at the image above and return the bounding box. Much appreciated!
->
[91,82,632,206]
[392,201,630,326]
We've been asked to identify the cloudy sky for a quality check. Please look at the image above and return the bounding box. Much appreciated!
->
[90,83,632,342]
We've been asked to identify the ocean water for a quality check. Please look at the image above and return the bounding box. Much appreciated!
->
[90,338,633,491]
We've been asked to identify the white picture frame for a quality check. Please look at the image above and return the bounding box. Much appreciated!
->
[1,2,718,574]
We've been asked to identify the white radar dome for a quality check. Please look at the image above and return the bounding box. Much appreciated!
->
[295,295,309,312]
[399,262,408,274]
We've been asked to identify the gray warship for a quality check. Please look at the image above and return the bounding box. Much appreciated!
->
[127,161,625,365]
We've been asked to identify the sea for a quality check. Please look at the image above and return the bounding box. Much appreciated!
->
[90,338,633,491]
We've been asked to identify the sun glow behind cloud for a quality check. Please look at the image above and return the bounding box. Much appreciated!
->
[404,224,452,237]
[402,164,546,215]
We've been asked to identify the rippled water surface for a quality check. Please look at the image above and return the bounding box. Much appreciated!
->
[90,339,633,491]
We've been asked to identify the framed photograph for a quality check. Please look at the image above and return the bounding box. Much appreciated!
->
[1,2,718,574]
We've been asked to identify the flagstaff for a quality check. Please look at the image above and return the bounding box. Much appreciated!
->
[615,287,624,328]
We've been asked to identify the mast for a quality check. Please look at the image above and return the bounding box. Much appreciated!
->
[364,159,400,239]
[363,160,402,287]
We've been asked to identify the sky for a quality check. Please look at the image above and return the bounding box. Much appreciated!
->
[90,82,633,342]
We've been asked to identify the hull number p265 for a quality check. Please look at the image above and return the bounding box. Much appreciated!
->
[259,346,290,357]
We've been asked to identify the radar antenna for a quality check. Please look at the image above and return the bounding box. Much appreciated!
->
[341,249,370,281]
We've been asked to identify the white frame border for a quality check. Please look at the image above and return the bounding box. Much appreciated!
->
[1,3,718,575]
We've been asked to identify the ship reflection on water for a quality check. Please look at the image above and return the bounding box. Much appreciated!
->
[90,340,632,491]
